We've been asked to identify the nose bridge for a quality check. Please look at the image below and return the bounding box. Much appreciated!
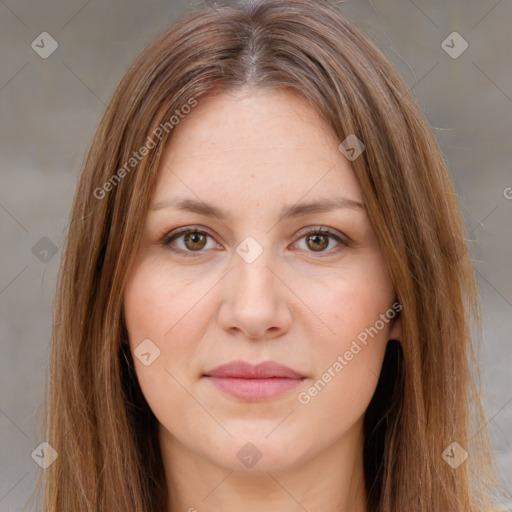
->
[232,237,276,302]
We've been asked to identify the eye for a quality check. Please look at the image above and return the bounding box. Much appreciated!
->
[293,226,348,254]
[162,227,219,255]
[161,225,349,256]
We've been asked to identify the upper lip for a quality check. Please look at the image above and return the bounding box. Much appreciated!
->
[204,360,305,379]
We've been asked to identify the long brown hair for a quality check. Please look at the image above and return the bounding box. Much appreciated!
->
[37,0,501,510]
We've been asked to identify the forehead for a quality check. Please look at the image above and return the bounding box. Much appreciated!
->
[152,88,362,206]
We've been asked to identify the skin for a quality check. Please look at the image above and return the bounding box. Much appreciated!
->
[123,86,401,512]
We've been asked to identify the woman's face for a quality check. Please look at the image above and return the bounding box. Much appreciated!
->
[123,87,401,474]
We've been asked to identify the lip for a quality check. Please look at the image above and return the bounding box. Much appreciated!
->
[203,360,306,401]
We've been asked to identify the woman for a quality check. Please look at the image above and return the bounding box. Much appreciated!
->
[38,0,503,510]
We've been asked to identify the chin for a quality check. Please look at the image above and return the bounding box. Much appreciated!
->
[204,431,309,474]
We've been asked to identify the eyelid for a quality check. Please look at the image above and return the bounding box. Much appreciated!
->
[295,225,345,240]
[292,225,350,254]
[161,224,350,255]
[161,225,220,251]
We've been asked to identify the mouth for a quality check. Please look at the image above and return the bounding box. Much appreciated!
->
[203,360,306,401]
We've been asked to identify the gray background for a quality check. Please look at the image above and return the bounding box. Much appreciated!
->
[0,1,511,510]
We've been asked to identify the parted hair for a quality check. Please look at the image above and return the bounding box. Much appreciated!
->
[37,1,501,511]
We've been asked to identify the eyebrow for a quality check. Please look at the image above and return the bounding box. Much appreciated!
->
[150,196,365,222]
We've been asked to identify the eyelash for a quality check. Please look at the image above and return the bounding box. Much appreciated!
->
[161,225,349,257]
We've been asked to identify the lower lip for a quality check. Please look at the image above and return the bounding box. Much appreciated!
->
[205,376,304,401]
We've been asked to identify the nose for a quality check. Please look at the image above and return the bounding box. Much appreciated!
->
[217,245,293,340]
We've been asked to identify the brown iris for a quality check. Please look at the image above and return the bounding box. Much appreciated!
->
[184,232,207,251]
[306,233,329,251]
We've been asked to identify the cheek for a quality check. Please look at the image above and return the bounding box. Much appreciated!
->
[123,260,205,431]
[295,252,394,345]
[294,253,395,402]
[123,259,199,387]
[124,273,170,339]
[123,257,200,343]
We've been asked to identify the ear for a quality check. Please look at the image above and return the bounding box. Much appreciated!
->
[388,313,402,341]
